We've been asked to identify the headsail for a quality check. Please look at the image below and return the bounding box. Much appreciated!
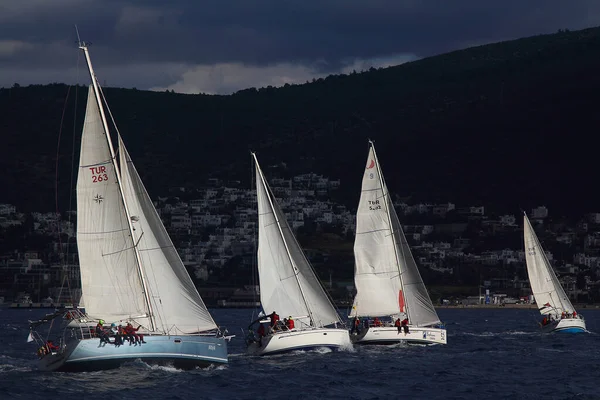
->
[352,143,440,326]
[254,154,341,328]
[119,137,217,334]
[524,214,574,316]
[76,87,150,325]
[389,201,440,326]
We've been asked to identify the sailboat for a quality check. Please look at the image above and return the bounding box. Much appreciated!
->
[245,153,351,355]
[349,141,447,345]
[28,41,230,371]
[523,214,586,333]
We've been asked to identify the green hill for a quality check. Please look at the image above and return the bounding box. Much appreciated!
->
[2,26,600,214]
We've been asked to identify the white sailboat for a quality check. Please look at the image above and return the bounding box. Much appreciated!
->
[28,41,230,371]
[523,214,586,333]
[349,141,446,345]
[245,153,351,355]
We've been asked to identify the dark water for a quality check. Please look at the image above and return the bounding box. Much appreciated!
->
[1,307,599,400]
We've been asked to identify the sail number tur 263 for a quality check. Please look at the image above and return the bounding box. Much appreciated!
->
[89,166,109,183]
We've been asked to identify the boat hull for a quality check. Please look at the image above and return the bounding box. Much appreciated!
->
[39,334,228,372]
[247,328,351,356]
[542,317,586,334]
[351,326,447,345]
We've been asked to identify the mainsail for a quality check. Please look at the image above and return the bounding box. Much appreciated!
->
[119,137,217,333]
[254,154,341,328]
[76,80,217,333]
[352,143,440,327]
[523,214,574,316]
[76,87,150,325]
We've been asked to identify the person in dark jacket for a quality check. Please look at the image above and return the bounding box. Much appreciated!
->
[95,320,110,344]
[350,317,361,334]
[401,317,409,334]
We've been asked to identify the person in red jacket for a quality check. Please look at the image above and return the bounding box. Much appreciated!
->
[270,311,280,330]
[125,322,146,345]
[45,340,59,353]
[395,318,402,334]
[286,316,295,330]
[257,323,265,337]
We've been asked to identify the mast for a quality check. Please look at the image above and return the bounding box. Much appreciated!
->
[369,140,412,321]
[252,153,316,326]
[78,41,156,331]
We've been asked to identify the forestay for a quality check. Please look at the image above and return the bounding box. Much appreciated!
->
[352,144,440,327]
[76,87,150,325]
[119,138,217,334]
[254,155,341,328]
[524,214,574,315]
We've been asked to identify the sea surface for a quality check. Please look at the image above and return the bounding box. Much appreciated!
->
[1,307,599,400]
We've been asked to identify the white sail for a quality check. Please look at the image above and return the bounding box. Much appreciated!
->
[254,156,341,327]
[352,147,403,317]
[352,144,440,326]
[524,214,574,316]
[119,138,218,334]
[390,204,440,326]
[76,87,150,325]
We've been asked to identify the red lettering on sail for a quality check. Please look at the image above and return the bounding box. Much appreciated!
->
[398,290,405,313]
[89,166,109,183]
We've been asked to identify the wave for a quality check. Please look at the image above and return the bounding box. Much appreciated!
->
[0,363,32,373]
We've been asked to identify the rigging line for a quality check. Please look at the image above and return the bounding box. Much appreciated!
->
[251,155,258,321]
[67,51,81,306]
[55,85,72,251]
[54,83,72,306]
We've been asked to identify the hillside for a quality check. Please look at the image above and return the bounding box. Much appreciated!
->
[2,27,600,214]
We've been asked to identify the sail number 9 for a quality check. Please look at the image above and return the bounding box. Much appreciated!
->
[89,166,109,183]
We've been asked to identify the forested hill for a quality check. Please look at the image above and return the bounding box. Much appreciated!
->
[2,26,600,215]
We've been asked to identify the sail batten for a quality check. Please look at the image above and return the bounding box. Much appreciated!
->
[352,144,440,326]
[254,155,341,328]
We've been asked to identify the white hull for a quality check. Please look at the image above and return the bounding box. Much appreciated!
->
[541,317,586,334]
[351,326,447,345]
[247,328,351,356]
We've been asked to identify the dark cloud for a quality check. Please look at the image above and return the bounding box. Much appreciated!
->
[1,0,599,93]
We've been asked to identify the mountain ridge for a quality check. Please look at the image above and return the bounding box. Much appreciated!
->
[2,26,600,215]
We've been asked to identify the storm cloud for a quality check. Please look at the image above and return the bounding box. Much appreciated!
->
[1,0,599,93]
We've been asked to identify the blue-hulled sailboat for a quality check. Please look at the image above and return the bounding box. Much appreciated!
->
[28,40,230,371]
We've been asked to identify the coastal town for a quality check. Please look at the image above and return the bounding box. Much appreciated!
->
[1,170,600,308]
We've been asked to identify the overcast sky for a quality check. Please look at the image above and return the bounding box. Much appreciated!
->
[1,0,598,94]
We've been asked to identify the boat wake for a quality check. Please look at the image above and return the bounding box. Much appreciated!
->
[291,347,333,355]
[144,363,183,373]
[461,331,496,337]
